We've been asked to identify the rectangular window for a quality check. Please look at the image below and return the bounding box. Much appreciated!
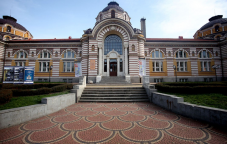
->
[16,62,25,66]
[153,61,163,72]
[201,61,211,71]
[104,59,107,72]
[120,59,123,72]
[177,61,187,71]
[39,62,50,72]
[179,78,188,82]
[63,62,74,72]
[154,78,163,83]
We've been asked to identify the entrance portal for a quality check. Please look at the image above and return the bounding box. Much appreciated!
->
[109,59,117,76]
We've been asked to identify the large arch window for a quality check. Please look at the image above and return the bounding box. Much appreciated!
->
[104,35,122,55]
[111,10,115,18]
[199,50,210,58]
[17,51,27,58]
[176,50,187,58]
[40,51,51,58]
[151,50,163,58]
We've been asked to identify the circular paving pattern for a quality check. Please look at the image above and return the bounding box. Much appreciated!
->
[0,102,227,143]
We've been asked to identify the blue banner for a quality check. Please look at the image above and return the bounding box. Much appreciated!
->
[24,66,34,84]
[75,62,82,77]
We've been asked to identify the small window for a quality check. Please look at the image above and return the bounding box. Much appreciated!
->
[177,61,187,72]
[79,51,82,57]
[68,79,73,83]
[8,52,10,57]
[55,51,58,57]
[43,79,48,82]
[38,79,42,82]
[125,15,126,20]
[215,25,219,32]
[7,26,11,32]
[39,62,50,72]
[104,59,107,72]
[200,61,211,71]
[179,78,188,82]
[111,10,115,18]
[32,52,34,57]
[92,45,95,51]
[63,79,67,83]
[132,45,135,51]
[120,59,123,72]
[154,78,163,83]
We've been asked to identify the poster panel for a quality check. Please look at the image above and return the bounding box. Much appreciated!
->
[75,62,82,77]
[3,66,14,83]
[90,60,96,70]
[14,66,25,84]
[139,59,146,77]
[24,66,34,84]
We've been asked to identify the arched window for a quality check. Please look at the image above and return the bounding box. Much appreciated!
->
[100,14,102,21]
[111,10,115,18]
[125,15,126,20]
[40,51,51,58]
[7,26,11,32]
[176,50,187,58]
[215,25,219,32]
[64,50,75,58]
[199,50,210,58]
[6,37,10,41]
[151,50,163,58]
[104,35,122,55]
[17,51,27,58]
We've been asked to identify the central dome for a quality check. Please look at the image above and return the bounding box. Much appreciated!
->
[102,2,124,12]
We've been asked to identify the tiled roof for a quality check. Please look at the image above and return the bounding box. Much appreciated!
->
[146,38,217,42]
[199,15,227,31]
[0,18,27,31]
[102,2,124,12]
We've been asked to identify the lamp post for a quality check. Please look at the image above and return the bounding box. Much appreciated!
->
[49,65,53,83]
[173,65,177,82]
[212,65,220,81]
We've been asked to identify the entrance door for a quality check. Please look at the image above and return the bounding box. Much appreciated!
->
[109,59,117,76]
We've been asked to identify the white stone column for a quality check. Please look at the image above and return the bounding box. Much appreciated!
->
[124,47,128,75]
[98,47,102,75]
[107,56,109,76]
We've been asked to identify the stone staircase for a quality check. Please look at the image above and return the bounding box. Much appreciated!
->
[97,76,130,85]
[79,85,149,102]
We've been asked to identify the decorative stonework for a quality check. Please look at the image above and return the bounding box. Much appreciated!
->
[92,45,95,51]
[196,48,203,54]
[159,48,166,55]
[55,51,58,57]
[36,48,53,55]
[8,44,82,48]
[145,44,217,47]
[32,52,34,57]
[13,49,29,55]
[183,48,190,55]
[206,48,213,54]
[172,48,179,54]
[132,45,135,51]
[149,48,155,54]
[192,51,195,56]
[168,51,171,56]
[93,21,133,39]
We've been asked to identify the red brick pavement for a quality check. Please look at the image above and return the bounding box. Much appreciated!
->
[0,102,227,143]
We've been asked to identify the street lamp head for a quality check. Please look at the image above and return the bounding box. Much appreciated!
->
[50,65,53,70]
[173,65,176,70]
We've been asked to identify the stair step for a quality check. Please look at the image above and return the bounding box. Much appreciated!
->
[79,99,150,102]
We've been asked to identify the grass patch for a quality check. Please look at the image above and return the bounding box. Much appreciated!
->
[34,82,67,83]
[0,90,70,110]
[158,91,227,110]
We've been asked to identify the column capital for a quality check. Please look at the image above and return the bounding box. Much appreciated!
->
[124,42,129,49]
[98,44,102,49]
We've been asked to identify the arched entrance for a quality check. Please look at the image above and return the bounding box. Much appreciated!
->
[104,34,123,76]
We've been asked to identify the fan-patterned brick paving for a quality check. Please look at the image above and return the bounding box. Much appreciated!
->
[0,102,227,143]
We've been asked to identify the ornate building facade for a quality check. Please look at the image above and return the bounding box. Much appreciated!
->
[0,2,227,83]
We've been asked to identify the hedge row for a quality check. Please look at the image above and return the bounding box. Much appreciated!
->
[1,83,62,90]
[159,82,226,87]
[0,89,13,104]
[156,83,227,95]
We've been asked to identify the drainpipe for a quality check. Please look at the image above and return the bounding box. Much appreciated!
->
[219,43,224,81]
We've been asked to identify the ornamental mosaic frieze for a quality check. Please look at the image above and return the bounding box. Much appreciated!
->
[159,48,166,55]
[8,44,82,48]
[149,48,155,54]
[60,48,78,55]
[145,44,217,47]
[36,48,53,55]
[196,48,203,54]
[13,49,29,55]
[183,48,190,55]
[206,48,213,54]
[172,48,179,54]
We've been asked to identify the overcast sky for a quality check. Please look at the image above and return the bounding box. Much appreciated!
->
[0,0,226,39]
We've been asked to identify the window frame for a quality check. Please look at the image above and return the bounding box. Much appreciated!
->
[40,51,51,59]
[200,61,211,71]
[176,50,187,58]
[39,61,50,72]
[177,61,187,72]
[15,61,26,66]
[152,61,163,72]
[151,50,163,58]
[63,61,74,72]
[199,50,210,58]
[63,50,75,59]
[16,51,27,59]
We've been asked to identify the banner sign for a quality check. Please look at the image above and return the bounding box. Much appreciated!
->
[24,66,34,84]
[139,59,146,76]
[14,66,24,84]
[3,66,14,83]
[75,62,82,77]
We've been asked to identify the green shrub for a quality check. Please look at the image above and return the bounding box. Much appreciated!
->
[12,87,52,97]
[0,89,13,104]
[51,84,67,92]
[2,84,62,90]
[65,84,73,89]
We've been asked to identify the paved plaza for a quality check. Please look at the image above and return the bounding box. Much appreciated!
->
[0,102,227,143]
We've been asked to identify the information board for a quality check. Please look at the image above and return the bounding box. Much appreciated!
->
[139,59,146,77]
[14,66,24,84]
[24,66,34,84]
[3,66,14,83]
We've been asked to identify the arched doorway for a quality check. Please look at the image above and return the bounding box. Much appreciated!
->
[104,35,123,76]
